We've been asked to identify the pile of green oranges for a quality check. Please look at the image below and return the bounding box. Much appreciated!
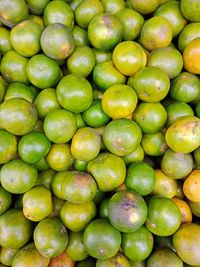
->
[0,0,200,266]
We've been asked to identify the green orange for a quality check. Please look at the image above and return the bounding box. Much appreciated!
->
[0,129,17,164]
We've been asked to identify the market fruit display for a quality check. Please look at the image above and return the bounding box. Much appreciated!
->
[0,0,200,266]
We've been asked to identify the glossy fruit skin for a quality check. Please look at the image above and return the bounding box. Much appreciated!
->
[40,23,75,60]
[96,252,130,267]
[56,74,93,113]
[59,170,97,203]
[173,223,200,265]
[165,116,200,153]
[181,0,200,22]
[122,226,153,262]
[161,149,193,179]
[147,248,183,267]
[126,162,156,196]
[48,251,75,267]
[0,27,12,55]
[140,16,173,51]
[26,54,61,89]
[0,159,38,194]
[129,67,170,102]
[103,119,142,156]
[172,197,192,223]
[183,38,200,74]
[116,8,144,41]
[130,0,160,15]
[67,46,96,77]
[60,201,97,232]
[183,170,200,202]
[93,61,126,91]
[0,209,32,249]
[44,0,74,30]
[66,231,89,261]
[154,0,187,37]
[75,0,104,29]
[0,185,12,215]
[0,247,19,266]
[141,132,167,157]
[0,76,6,103]
[10,20,43,57]
[112,41,146,76]
[102,84,138,119]
[146,196,181,236]
[0,50,29,83]
[34,217,68,258]
[169,72,200,103]
[46,143,74,172]
[23,185,52,221]
[87,152,126,191]
[12,243,50,267]
[101,0,125,14]
[0,98,38,136]
[4,82,35,103]
[71,127,101,161]
[88,13,123,52]
[43,108,77,143]
[18,131,51,164]
[108,190,148,233]
[0,129,17,164]
[83,218,121,260]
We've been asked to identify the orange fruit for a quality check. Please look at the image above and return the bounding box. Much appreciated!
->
[130,0,160,15]
[48,252,75,267]
[183,170,200,202]
[181,0,200,22]
[101,0,125,14]
[172,197,192,223]
[183,37,200,74]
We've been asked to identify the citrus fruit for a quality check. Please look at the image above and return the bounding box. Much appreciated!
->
[56,73,93,113]
[0,98,38,135]
[181,0,200,22]
[108,189,148,232]
[125,162,156,196]
[141,132,168,156]
[87,152,126,191]
[48,252,75,267]
[183,37,200,74]
[46,143,74,172]
[0,159,38,194]
[93,49,112,64]
[146,196,181,236]
[112,41,147,76]
[67,46,95,77]
[75,0,104,29]
[23,185,52,221]
[129,67,170,102]
[0,209,32,249]
[44,0,74,30]
[88,13,123,52]
[183,170,200,202]
[131,0,160,14]
[0,185,12,215]
[96,252,130,267]
[0,27,12,55]
[66,231,89,261]
[0,247,19,267]
[43,108,77,143]
[40,23,75,60]
[0,129,17,164]
[103,119,142,156]
[34,217,69,258]
[72,25,89,47]
[173,223,200,265]
[165,116,200,153]
[60,201,96,232]
[122,226,153,262]
[133,102,167,133]
[140,16,173,51]
[101,0,125,14]
[172,197,192,223]
[4,82,35,103]
[83,218,121,260]
[122,145,144,165]
[18,131,51,164]
[10,20,43,57]
[26,0,50,15]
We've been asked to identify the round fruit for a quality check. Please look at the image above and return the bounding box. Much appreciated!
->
[0,27,12,55]
[122,145,144,165]
[122,226,153,262]
[72,25,89,47]
[183,170,200,202]
[102,84,138,119]
[165,116,200,153]
[0,98,38,136]
[40,23,75,60]
[103,119,142,156]
[129,67,170,102]
[88,13,123,52]
[125,162,156,196]
[48,252,75,267]
[108,189,148,233]
[0,209,32,249]
[130,0,160,15]
[71,127,101,161]
[96,252,130,267]
[0,159,38,194]
[146,196,181,236]
[0,129,17,164]
[0,247,19,266]
[43,108,77,143]
[183,37,200,74]
[112,41,147,76]
[34,217,68,258]
[56,73,93,113]
[172,197,192,223]
[83,218,121,260]
[141,132,168,156]
[101,0,125,14]
[0,185,12,215]
[181,0,200,22]
[173,223,200,265]
[4,82,35,103]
